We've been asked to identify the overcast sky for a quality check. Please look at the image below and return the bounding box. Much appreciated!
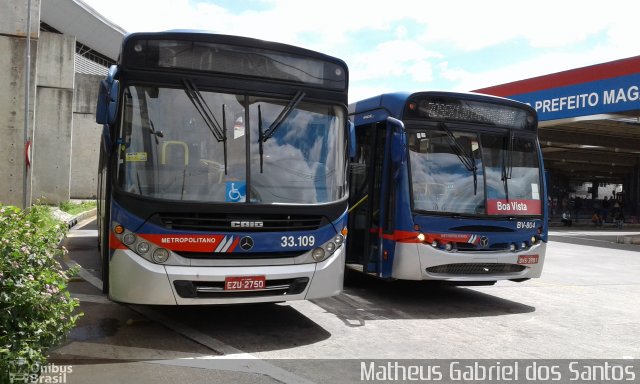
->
[81,0,640,103]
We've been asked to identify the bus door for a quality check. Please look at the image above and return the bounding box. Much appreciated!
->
[348,120,398,278]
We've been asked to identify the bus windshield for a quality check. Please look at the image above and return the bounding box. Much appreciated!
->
[409,127,542,216]
[117,85,346,204]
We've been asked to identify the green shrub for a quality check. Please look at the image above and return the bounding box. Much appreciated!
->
[0,205,81,381]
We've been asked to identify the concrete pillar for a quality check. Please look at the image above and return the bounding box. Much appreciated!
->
[71,73,103,198]
[0,0,40,208]
[1,0,40,38]
[35,32,75,88]
[32,88,74,203]
[31,31,75,204]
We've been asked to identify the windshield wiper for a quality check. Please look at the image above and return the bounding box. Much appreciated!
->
[501,132,514,201]
[183,79,225,141]
[257,90,305,173]
[262,91,305,141]
[221,104,228,175]
[439,122,478,195]
[258,105,264,173]
[182,79,227,174]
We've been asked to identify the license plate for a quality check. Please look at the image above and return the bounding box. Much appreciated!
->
[224,276,266,291]
[518,255,539,264]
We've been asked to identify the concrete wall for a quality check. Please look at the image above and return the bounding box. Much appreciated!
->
[32,88,74,203]
[71,73,103,198]
[0,1,39,207]
[31,31,75,204]
[36,32,75,89]
[1,0,40,38]
[73,73,101,114]
[1,0,112,206]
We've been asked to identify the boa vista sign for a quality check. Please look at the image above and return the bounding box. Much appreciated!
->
[487,199,542,215]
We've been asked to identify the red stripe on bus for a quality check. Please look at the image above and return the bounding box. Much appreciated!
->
[137,234,224,252]
[226,236,241,252]
[369,228,480,245]
[109,231,127,250]
[369,228,422,243]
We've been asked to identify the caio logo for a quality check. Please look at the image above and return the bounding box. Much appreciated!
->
[231,221,263,228]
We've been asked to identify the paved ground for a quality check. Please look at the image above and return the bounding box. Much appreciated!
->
[41,217,640,383]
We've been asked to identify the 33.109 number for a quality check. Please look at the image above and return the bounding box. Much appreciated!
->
[281,235,315,247]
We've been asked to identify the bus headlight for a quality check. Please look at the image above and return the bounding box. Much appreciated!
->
[136,241,150,254]
[111,221,174,264]
[311,247,326,261]
[509,243,517,252]
[123,233,137,246]
[152,248,170,264]
[308,231,346,263]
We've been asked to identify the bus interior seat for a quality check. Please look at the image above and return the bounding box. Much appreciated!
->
[161,141,189,166]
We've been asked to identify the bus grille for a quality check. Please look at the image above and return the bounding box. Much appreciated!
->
[426,263,525,275]
[450,243,512,252]
[157,212,323,232]
[173,278,309,299]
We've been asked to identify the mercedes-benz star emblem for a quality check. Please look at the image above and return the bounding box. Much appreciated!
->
[240,236,254,251]
[479,236,489,248]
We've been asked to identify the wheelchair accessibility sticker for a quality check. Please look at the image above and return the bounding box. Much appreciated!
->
[226,181,246,202]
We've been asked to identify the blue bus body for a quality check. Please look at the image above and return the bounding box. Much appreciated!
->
[96,31,350,304]
[347,92,548,282]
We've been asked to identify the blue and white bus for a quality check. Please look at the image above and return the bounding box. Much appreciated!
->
[347,92,547,283]
[96,31,350,304]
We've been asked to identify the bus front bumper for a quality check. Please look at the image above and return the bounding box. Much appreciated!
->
[108,247,344,305]
[391,242,547,281]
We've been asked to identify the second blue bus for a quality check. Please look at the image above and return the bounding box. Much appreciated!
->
[347,91,548,283]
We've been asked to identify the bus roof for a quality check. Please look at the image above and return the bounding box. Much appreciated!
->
[119,30,348,70]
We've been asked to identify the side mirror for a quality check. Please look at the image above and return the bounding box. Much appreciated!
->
[348,121,356,159]
[107,80,120,124]
[386,117,406,164]
[96,65,119,125]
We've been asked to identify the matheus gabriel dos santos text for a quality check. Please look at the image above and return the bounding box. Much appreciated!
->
[360,361,637,382]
